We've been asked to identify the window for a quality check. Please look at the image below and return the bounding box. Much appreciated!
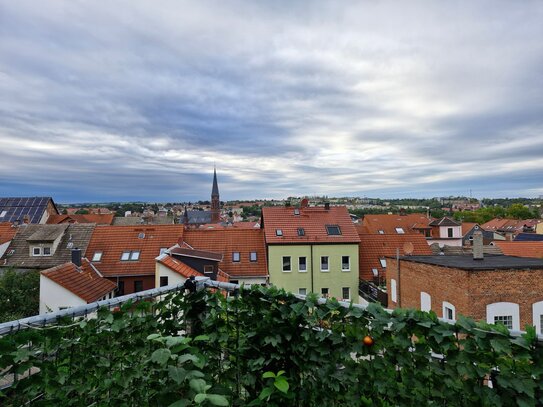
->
[294,208,300,215]
[232,252,240,262]
[0,210,6,217]
[442,301,456,321]
[395,227,405,234]
[298,257,307,272]
[378,230,385,234]
[533,301,543,335]
[379,258,387,268]
[43,247,51,256]
[371,268,378,276]
[204,265,214,274]
[298,288,307,295]
[159,247,168,255]
[341,256,350,271]
[494,315,513,330]
[448,228,453,238]
[134,280,143,293]
[321,288,329,298]
[420,292,431,312]
[540,315,543,335]
[32,247,41,256]
[130,251,140,261]
[297,228,305,236]
[121,251,130,261]
[320,256,329,271]
[326,225,341,235]
[92,251,103,262]
[391,279,397,303]
[342,287,350,300]
[250,252,257,262]
[160,276,169,287]
[116,281,125,297]
[275,229,283,236]
[121,251,140,261]
[282,256,291,272]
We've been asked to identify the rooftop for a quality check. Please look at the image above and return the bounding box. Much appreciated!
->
[0,197,57,224]
[396,254,543,270]
[46,213,115,225]
[494,241,543,259]
[361,213,431,234]
[0,222,17,245]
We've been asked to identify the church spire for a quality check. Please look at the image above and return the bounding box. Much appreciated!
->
[211,166,219,197]
[211,167,220,223]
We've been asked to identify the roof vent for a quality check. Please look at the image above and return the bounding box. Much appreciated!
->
[324,202,330,210]
[138,232,145,239]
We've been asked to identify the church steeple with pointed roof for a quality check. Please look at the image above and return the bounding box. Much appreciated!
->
[211,167,220,223]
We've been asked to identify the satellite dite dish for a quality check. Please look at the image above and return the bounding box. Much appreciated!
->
[403,242,414,255]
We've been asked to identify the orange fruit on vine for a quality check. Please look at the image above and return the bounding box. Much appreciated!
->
[363,335,374,347]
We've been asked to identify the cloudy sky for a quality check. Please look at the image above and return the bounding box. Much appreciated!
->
[1,1,542,202]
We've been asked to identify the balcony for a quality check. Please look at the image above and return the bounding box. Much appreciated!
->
[0,278,542,406]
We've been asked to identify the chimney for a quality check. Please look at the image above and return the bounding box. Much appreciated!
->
[23,214,30,224]
[472,229,484,260]
[399,208,406,216]
[324,202,330,210]
[71,248,82,267]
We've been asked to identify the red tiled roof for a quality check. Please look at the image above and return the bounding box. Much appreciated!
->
[47,214,115,225]
[86,225,184,277]
[358,233,433,280]
[461,222,478,236]
[157,254,203,279]
[482,218,543,233]
[170,246,223,261]
[198,222,260,230]
[0,222,17,245]
[41,259,116,302]
[262,206,360,244]
[361,213,431,234]
[494,241,543,259]
[183,228,267,278]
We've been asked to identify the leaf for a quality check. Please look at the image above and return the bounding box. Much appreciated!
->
[147,333,161,341]
[168,400,190,407]
[178,354,200,364]
[190,378,207,393]
[194,393,206,404]
[194,335,210,342]
[151,348,171,365]
[206,394,229,406]
[262,371,276,379]
[258,387,273,400]
[274,377,289,394]
[168,366,186,384]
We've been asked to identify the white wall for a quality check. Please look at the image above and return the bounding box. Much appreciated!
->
[155,262,189,287]
[486,302,520,331]
[233,276,267,285]
[39,275,86,314]
[0,241,10,259]
[532,301,543,335]
[439,226,462,238]
[420,292,431,312]
[390,279,397,303]
[430,238,463,248]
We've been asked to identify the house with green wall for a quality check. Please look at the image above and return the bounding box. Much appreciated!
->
[261,203,360,302]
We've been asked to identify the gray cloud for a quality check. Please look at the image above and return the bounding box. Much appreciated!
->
[1,0,542,202]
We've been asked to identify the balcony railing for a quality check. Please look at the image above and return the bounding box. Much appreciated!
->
[0,277,542,406]
[359,279,388,307]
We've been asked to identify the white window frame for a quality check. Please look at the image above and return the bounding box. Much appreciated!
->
[250,251,257,262]
[42,247,52,256]
[120,251,131,261]
[420,292,431,312]
[533,301,543,335]
[379,258,387,268]
[320,256,329,272]
[130,251,140,261]
[92,251,103,262]
[486,302,520,331]
[298,256,307,272]
[232,252,240,262]
[395,227,405,234]
[282,256,291,272]
[391,279,397,303]
[442,301,456,321]
[204,265,214,274]
[32,247,41,256]
[342,287,350,300]
[341,256,350,271]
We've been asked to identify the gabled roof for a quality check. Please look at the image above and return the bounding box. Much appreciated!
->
[261,206,360,244]
[183,228,267,277]
[461,222,478,236]
[429,217,461,227]
[494,241,543,259]
[26,224,69,242]
[41,259,116,302]
[86,225,184,277]
[0,197,58,224]
[157,254,203,279]
[361,213,431,234]
[481,218,543,233]
[1,224,95,269]
[0,222,17,245]
[47,214,115,225]
[358,233,432,280]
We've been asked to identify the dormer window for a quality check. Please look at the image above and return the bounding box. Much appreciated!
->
[32,247,41,256]
[43,247,52,256]
[297,228,305,236]
[395,228,405,234]
[92,251,103,262]
[276,229,283,236]
[326,225,341,235]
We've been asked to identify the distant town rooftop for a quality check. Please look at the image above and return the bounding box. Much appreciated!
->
[394,254,543,270]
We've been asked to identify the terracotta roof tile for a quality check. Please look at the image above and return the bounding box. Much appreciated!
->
[0,222,17,245]
[361,213,431,234]
[461,222,478,236]
[183,228,267,278]
[494,241,543,259]
[262,206,360,244]
[157,254,203,279]
[47,214,115,225]
[41,259,116,302]
[358,233,432,280]
[86,225,184,277]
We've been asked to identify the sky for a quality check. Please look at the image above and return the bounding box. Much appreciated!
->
[1,1,542,203]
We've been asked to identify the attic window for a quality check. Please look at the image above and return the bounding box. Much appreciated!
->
[379,259,387,268]
[378,230,385,234]
[130,251,140,261]
[0,210,6,217]
[121,251,130,261]
[43,247,52,256]
[395,228,405,234]
[250,252,257,262]
[232,252,240,262]
[294,208,300,215]
[276,229,283,236]
[92,251,103,262]
[326,225,341,235]
[32,247,41,256]
[297,228,305,236]
[138,232,145,239]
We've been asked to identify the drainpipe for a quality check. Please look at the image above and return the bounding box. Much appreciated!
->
[396,247,401,308]
[310,244,314,293]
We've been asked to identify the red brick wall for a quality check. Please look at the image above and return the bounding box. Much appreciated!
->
[106,275,155,295]
[386,258,543,328]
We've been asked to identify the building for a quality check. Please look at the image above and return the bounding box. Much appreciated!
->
[182,168,222,226]
[0,197,59,224]
[261,203,359,302]
[39,252,116,314]
[359,213,432,236]
[461,223,504,246]
[427,217,463,247]
[482,218,543,241]
[494,241,543,259]
[85,224,184,295]
[0,222,17,259]
[0,224,95,272]
[46,213,115,225]
[386,233,543,333]
[183,227,268,285]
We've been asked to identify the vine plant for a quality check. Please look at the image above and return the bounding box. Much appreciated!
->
[0,285,541,406]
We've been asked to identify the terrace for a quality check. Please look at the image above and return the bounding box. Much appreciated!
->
[0,278,542,406]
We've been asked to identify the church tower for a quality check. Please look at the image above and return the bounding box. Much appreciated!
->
[211,167,220,223]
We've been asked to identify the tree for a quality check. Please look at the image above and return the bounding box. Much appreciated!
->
[0,268,40,323]
[75,209,90,215]
[506,203,536,220]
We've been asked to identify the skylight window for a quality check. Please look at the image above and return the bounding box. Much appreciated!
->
[378,230,385,234]
[138,232,145,239]
[395,227,405,234]
[92,251,103,262]
[294,208,300,215]
[130,251,140,261]
[326,225,341,235]
[379,259,387,268]
[233,252,240,262]
[297,228,305,236]
[250,252,257,262]
[121,251,131,261]
[276,229,283,236]
[0,210,7,217]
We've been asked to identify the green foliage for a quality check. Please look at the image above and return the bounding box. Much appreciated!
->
[453,204,539,224]
[0,269,40,323]
[74,209,90,214]
[1,287,542,406]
